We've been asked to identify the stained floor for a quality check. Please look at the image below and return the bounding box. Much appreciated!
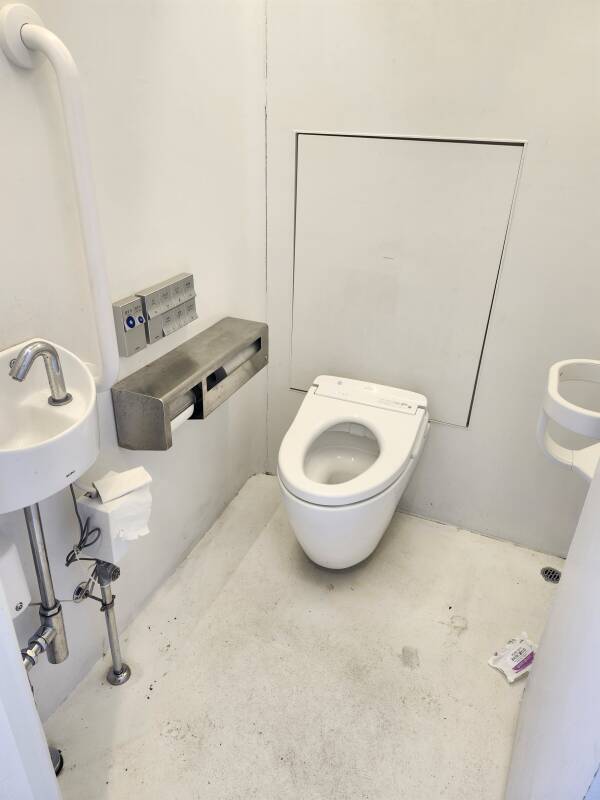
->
[46,475,562,799]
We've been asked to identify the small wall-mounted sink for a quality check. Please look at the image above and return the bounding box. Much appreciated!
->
[0,339,99,514]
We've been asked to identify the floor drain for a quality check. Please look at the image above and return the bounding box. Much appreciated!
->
[541,566,561,584]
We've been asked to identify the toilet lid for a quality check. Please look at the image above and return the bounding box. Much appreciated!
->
[278,378,428,506]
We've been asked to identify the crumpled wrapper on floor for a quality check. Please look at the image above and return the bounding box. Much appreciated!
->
[488,632,536,683]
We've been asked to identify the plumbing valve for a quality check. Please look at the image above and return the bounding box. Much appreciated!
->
[94,560,120,586]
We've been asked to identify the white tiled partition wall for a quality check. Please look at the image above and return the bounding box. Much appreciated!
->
[266,0,600,556]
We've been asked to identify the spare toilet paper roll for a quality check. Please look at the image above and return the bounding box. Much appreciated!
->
[93,466,152,504]
[220,340,260,375]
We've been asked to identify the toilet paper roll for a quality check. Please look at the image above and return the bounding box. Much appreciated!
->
[171,403,194,434]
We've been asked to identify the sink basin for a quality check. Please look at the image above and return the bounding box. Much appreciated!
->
[0,339,99,513]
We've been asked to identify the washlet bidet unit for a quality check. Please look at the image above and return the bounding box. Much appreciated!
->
[278,376,429,568]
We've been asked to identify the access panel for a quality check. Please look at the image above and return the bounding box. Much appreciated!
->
[290,134,523,426]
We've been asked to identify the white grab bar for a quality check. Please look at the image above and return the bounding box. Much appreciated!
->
[538,359,600,482]
[0,4,119,391]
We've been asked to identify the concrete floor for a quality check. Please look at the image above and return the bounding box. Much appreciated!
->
[46,475,562,800]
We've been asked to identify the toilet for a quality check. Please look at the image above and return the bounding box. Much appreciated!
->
[278,375,429,569]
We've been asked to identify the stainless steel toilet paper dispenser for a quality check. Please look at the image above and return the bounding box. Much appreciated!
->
[111,317,268,450]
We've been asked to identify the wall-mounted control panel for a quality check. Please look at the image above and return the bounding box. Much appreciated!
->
[113,295,147,357]
[113,273,198,356]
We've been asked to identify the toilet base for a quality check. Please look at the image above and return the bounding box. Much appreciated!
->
[278,463,414,569]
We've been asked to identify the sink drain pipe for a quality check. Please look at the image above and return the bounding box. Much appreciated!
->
[22,504,68,666]
[20,503,68,776]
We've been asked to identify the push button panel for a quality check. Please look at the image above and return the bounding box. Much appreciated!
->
[136,272,196,320]
[114,273,198,355]
[137,272,197,344]
[112,295,147,357]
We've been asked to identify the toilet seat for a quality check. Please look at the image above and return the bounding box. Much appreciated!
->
[278,376,428,507]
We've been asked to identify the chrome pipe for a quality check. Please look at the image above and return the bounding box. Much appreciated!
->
[23,504,69,664]
[24,505,56,608]
[99,580,131,686]
[21,625,56,672]
[101,583,122,673]
[39,604,68,665]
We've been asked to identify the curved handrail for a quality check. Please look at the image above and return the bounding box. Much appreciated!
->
[544,360,600,438]
[0,6,119,391]
[538,359,600,482]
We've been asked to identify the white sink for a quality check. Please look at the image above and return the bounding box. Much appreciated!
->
[0,339,99,514]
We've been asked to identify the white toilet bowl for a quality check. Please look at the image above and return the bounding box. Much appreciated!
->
[278,375,429,569]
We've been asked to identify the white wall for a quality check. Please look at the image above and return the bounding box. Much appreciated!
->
[0,0,266,720]
[265,0,600,556]
[0,585,59,799]
[506,459,600,800]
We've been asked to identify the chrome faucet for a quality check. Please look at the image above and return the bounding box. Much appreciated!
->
[9,340,72,405]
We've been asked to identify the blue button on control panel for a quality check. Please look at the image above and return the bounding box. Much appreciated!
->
[113,294,148,357]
